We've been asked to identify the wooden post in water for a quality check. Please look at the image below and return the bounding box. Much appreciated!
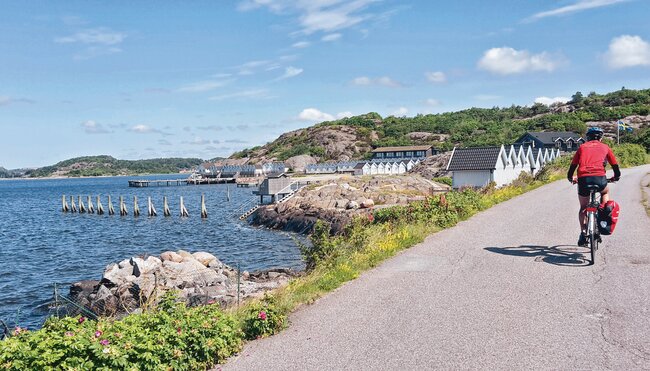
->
[87,196,95,214]
[179,196,189,217]
[97,196,104,215]
[163,196,171,217]
[62,195,69,212]
[107,195,115,215]
[70,196,77,213]
[133,196,141,217]
[226,183,231,202]
[148,197,157,217]
[78,196,86,213]
[120,196,128,216]
[201,194,208,219]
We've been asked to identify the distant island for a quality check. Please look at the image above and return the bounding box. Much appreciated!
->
[1,156,205,178]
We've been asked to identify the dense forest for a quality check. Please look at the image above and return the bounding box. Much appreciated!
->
[232,88,650,162]
[25,156,203,178]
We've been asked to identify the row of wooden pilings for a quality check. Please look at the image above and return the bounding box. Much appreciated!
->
[61,195,208,218]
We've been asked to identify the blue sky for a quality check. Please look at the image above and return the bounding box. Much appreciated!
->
[1,0,649,168]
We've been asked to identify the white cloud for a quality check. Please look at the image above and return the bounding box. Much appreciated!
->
[55,27,126,45]
[0,96,34,106]
[478,47,562,75]
[424,98,441,107]
[425,71,446,83]
[392,107,408,116]
[298,108,334,122]
[534,96,569,105]
[292,41,311,48]
[351,76,402,87]
[337,111,353,119]
[209,89,271,101]
[238,0,382,35]
[81,120,109,134]
[177,80,229,93]
[352,76,372,85]
[186,137,211,146]
[276,66,303,80]
[322,33,342,42]
[525,0,627,22]
[128,124,160,134]
[604,35,650,69]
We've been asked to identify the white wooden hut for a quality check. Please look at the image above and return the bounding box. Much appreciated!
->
[447,145,525,188]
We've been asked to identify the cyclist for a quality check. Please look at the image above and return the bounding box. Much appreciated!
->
[567,127,620,246]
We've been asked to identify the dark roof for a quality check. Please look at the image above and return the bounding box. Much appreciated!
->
[372,145,432,153]
[517,131,582,145]
[354,163,367,170]
[447,146,503,171]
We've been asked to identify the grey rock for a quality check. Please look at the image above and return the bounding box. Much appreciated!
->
[102,263,135,287]
[192,251,218,267]
[131,256,162,277]
[346,200,360,210]
[160,251,183,263]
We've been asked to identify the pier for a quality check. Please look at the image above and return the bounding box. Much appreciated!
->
[128,178,236,187]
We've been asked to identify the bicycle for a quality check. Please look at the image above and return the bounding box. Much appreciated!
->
[577,178,616,265]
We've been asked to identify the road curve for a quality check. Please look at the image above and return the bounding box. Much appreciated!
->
[224,165,650,370]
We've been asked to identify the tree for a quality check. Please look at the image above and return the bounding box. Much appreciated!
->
[571,91,584,104]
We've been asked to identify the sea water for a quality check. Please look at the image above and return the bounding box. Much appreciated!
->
[0,175,304,329]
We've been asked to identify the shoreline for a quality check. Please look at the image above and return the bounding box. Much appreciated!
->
[0,172,190,181]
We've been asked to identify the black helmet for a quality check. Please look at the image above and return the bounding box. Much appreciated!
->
[586,126,604,140]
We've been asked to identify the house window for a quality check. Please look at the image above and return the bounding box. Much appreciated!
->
[416,151,425,157]
[395,152,403,157]
[555,141,561,149]
[376,153,384,158]
[386,152,394,158]
[566,141,573,149]
[405,151,413,157]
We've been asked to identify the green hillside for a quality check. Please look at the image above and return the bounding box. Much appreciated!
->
[232,88,650,162]
[26,156,203,178]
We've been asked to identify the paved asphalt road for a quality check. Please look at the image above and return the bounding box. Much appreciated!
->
[224,165,650,370]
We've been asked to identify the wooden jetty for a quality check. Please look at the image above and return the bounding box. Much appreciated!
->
[128,177,236,187]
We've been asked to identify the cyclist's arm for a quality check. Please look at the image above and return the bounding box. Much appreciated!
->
[606,147,621,180]
[567,147,581,182]
[567,164,578,182]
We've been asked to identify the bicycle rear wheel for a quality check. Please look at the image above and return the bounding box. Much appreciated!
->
[588,213,597,264]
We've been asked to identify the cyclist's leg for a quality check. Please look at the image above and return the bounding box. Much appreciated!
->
[578,195,589,232]
[601,185,610,205]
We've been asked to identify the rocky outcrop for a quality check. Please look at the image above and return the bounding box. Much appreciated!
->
[586,115,650,140]
[251,175,448,234]
[410,153,452,179]
[69,251,299,317]
[285,155,317,172]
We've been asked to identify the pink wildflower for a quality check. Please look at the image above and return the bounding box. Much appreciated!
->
[207,299,216,305]
[78,317,86,324]
[177,327,182,334]
[258,311,267,320]
[99,339,110,346]
[65,331,74,337]
[13,327,22,336]
[95,330,103,338]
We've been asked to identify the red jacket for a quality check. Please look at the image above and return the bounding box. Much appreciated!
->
[571,141,618,178]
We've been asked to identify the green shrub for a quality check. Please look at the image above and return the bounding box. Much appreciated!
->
[0,292,242,370]
[241,295,286,340]
[431,176,452,186]
[612,143,647,167]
